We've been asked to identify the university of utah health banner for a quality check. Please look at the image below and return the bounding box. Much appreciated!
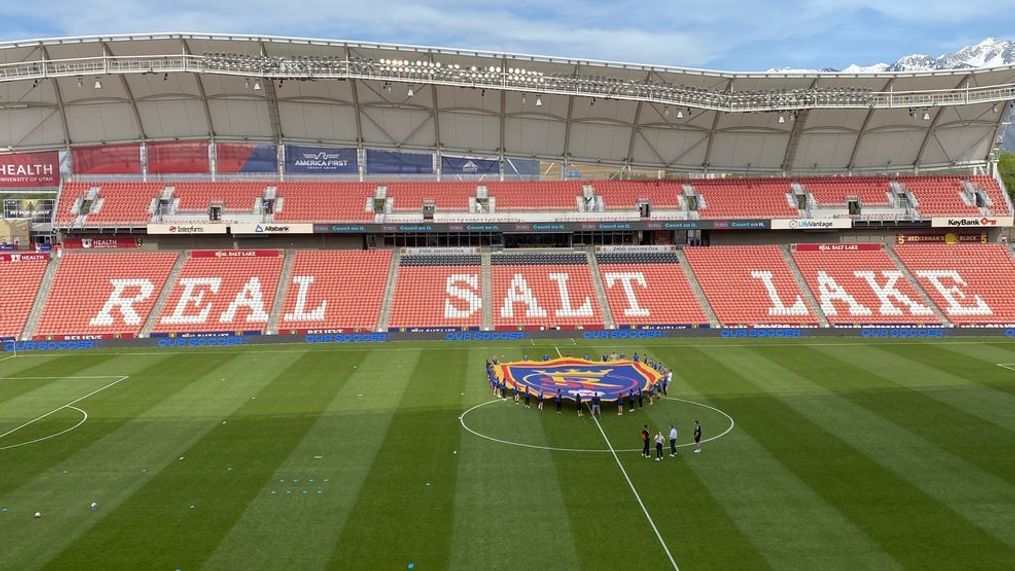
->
[366,149,432,174]
[441,155,499,175]
[217,142,278,173]
[0,151,60,187]
[147,141,210,174]
[71,144,142,175]
[284,145,358,174]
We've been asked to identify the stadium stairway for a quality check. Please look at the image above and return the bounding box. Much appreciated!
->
[375,249,402,331]
[884,245,951,326]
[585,248,617,329]
[675,249,720,328]
[139,251,188,338]
[780,245,831,327]
[20,255,61,340]
[266,249,296,335]
[481,251,493,330]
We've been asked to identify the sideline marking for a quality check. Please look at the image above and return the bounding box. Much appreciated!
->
[0,406,88,452]
[0,355,15,364]
[996,363,1015,372]
[0,375,130,448]
[589,403,680,570]
[5,337,1013,358]
[554,346,563,358]
[459,397,734,453]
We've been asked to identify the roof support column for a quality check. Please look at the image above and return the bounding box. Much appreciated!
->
[39,45,70,148]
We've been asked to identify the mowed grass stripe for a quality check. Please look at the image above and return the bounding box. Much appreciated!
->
[0,353,230,500]
[44,350,366,569]
[835,345,1015,434]
[681,347,1015,568]
[543,344,769,570]
[878,343,1015,398]
[328,348,470,569]
[0,354,120,406]
[203,348,425,570]
[450,348,583,569]
[648,347,898,570]
[1,351,306,571]
[785,345,1015,485]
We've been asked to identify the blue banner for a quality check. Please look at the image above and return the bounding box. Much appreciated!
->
[505,158,540,177]
[366,149,432,174]
[285,145,358,174]
[441,156,499,175]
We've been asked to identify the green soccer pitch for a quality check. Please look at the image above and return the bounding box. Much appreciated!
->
[1,338,1014,570]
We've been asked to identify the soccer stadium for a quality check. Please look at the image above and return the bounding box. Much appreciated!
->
[1,32,1015,569]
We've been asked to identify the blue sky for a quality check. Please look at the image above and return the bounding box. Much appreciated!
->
[1,0,1014,71]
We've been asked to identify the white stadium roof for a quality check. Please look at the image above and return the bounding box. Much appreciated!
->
[0,33,1014,174]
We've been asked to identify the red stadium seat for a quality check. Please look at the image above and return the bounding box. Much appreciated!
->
[597,261,708,327]
[388,261,483,329]
[683,245,819,326]
[693,179,800,219]
[893,244,1015,325]
[152,252,284,334]
[491,258,603,328]
[278,250,391,331]
[791,246,939,325]
[0,256,48,338]
[36,252,178,337]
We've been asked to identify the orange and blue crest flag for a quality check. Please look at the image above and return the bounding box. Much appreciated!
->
[495,358,662,402]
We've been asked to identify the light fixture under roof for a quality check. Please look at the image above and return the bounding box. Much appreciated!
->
[535,97,542,107]
[676,110,684,119]
[407,87,414,97]
[253,80,262,91]
[922,111,931,120]
[93,78,102,89]
[778,114,785,124]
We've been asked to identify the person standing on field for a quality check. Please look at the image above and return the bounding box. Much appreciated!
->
[693,420,703,453]
[641,425,651,458]
[555,389,562,414]
[654,432,665,461]
[669,424,678,457]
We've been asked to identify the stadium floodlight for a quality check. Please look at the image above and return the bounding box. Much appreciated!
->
[535,97,542,107]
[778,114,785,124]
[407,87,414,97]
[253,80,261,91]
[93,78,102,89]
[922,111,931,120]
[676,110,683,119]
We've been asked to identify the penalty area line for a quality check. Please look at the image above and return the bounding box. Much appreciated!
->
[554,346,563,358]
[0,375,130,443]
[588,406,680,571]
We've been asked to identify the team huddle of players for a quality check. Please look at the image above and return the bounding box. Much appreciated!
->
[485,352,673,418]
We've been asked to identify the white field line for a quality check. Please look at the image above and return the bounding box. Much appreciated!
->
[554,346,563,357]
[996,363,1015,372]
[459,398,734,453]
[7,338,1015,358]
[0,406,87,451]
[588,404,680,571]
[0,375,130,443]
[0,355,16,364]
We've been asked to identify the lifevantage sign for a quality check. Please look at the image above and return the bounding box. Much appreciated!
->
[770,218,853,230]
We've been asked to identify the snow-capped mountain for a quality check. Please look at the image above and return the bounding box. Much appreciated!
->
[767,37,1015,73]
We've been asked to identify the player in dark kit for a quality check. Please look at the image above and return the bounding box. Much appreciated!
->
[693,420,703,453]
[641,425,651,458]
[555,390,562,414]
[628,391,635,412]
[575,392,583,417]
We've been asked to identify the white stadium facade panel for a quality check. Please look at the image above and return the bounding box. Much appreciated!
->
[0,33,1012,173]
